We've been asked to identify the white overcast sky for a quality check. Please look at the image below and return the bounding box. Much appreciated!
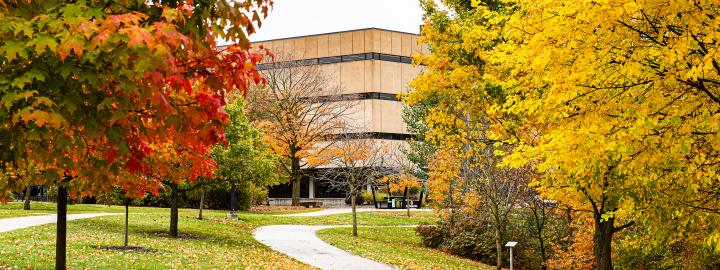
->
[247,0,425,42]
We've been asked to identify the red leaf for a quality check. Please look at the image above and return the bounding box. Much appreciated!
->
[58,36,84,61]
[121,26,153,48]
[106,148,118,164]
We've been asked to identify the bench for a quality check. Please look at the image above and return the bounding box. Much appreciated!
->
[298,201,324,208]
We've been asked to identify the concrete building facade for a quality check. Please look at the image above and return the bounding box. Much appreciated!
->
[252,28,425,206]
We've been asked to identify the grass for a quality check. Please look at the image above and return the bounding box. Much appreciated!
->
[0,204,314,269]
[239,210,438,227]
[247,206,324,215]
[249,208,321,215]
[0,202,440,269]
[0,201,167,219]
[317,227,493,270]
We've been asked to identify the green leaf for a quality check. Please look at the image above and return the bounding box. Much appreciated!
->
[10,76,32,89]
[13,23,33,38]
[26,129,43,141]
[60,4,84,17]
[1,41,26,61]
[28,35,58,55]
[600,211,615,221]
[109,110,124,122]
[97,97,114,110]
[25,69,46,82]
[59,63,75,79]
[60,96,80,114]
[107,126,123,142]
[11,69,46,89]
[1,92,16,108]
[85,7,105,20]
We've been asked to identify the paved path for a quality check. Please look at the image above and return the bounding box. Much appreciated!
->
[254,225,395,270]
[0,213,118,233]
[279,207,432,217]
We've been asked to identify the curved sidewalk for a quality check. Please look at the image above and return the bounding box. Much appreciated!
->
[254,225,395,270]
[0,213,118,233]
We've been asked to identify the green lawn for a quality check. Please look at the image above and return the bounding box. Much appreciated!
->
[317,227,492,270]
[248,208,322,215]
[0,204,313,269]
[0,201,124,219]
[240,210,438,227]
[0,202,441,269]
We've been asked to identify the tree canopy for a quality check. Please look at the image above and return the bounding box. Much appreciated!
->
[0,0,271,198]
[213,96,279,191]
[407,0,720,268]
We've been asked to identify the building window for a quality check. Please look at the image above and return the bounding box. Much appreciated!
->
[257,52,418,70]
[318,56,341,64]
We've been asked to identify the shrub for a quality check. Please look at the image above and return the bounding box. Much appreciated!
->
[236,184,268,211]
[344,193,364,205]
[416,216,498,265]
[416,222,445,248]
[614,229,720,270]
[444,216,498,264]
[360,190,374,205]
[512,207,573,270]
[416,209,573,269]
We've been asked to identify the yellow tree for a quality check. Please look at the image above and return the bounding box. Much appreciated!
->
[409,0,720,269]
[406,1,526,269]
[494,0,720,269]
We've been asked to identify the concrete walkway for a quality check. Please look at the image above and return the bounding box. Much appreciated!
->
[0,213,118,233]
[279,207,432,217]
[254,225,395,270]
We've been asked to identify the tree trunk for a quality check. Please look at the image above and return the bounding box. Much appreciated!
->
[290,158,301,206]
[593,216,614,270]
[170,184,179,238]
[405,191,411,217]
[495,225,503,270]
[231,183,237,211]
[198,186,205,220]
[56,183,67,270]
[539,231,547,270]
[23,185,31,210]
[532,205,548,270]
[448,178,456,226]
[124,202,129,247]
[351,189,358,237]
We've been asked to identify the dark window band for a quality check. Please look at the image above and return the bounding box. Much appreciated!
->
[257,52,414,70]
[327,132,416,141]
[301,92,399,103]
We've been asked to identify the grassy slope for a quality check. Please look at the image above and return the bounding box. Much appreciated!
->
[317,227,493,270]
[0,202,438,269]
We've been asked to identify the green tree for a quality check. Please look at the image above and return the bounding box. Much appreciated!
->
[212,96,280,213]
[401,100,436,180]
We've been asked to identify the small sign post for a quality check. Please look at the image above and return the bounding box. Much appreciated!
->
[505,241,518,270]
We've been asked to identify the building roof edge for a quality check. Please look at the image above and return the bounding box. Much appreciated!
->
[249,27,420,44]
